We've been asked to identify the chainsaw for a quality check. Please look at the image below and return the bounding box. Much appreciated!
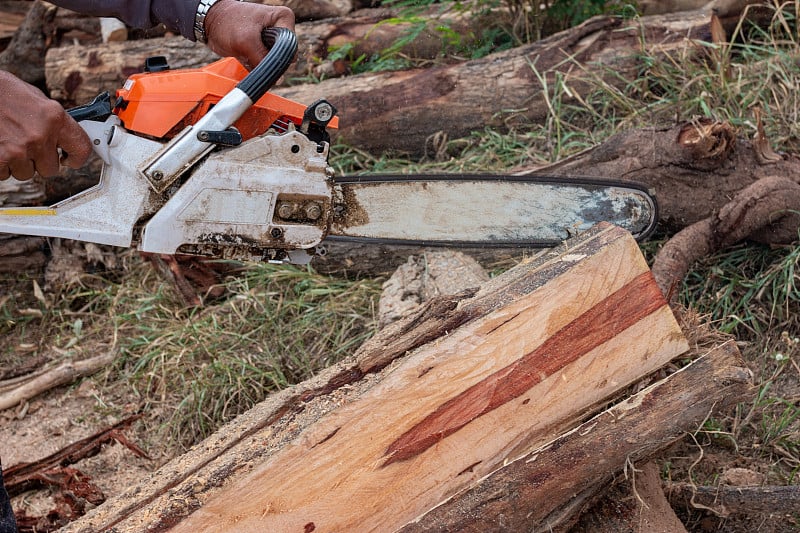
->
[0,28,657,265]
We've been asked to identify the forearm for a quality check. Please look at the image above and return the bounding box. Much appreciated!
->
[48,0,201,40]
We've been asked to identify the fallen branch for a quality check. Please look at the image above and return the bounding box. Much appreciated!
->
[651,175,800,299]
[667,482,800,518]
[5,415,148,532]
[0,351,116,411]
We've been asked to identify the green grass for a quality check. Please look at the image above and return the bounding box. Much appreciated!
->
[569,5,800,151]
[1,257,380,450]
[679,241,800,337]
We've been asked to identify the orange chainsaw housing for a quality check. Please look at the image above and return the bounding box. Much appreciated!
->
[114,57,338,140]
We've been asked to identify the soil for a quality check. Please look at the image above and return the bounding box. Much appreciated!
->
[0,369,160,527]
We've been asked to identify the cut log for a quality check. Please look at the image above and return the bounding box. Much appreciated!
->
[0,1,29,44]
[0,0,57,85]
[44,10,718,142]
[50,6,102,44]
[283,0,354,21]
[404,341,752,531]
[45,37,218,106]
[377,250,490,327]
[43,6,488,104]
[64,223,689,532]
[99,17,127,43]
[276,12,714,156]
[0,178,46,208]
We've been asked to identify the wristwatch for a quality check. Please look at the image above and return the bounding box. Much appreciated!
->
[194,0,221,43]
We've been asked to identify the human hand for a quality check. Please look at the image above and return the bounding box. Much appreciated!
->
[204,0,295,70]
[0,71,92,181]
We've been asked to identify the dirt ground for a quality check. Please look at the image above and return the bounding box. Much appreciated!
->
[1,371,159,528]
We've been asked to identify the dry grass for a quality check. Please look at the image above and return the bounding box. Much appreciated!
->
[1,254,380,452]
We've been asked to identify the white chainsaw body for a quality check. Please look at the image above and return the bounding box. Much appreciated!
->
[0,113,332,265]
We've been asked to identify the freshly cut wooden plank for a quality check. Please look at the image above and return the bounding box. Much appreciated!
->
[65,223,689,532]
[403,340,753,532]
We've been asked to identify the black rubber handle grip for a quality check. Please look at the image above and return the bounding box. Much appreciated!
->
[67,92,112,122]
[236,27,297,103]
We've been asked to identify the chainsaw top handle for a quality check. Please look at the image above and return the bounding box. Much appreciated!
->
[237,27,297,104]
[136,26,299,193]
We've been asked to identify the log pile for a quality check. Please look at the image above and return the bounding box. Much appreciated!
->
[56,223,754,532]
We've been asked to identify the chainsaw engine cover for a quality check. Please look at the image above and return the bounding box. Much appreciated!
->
[139,130,333,262]
[114,57,335,140]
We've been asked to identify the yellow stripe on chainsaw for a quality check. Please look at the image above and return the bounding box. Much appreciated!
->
[0,208,57,216]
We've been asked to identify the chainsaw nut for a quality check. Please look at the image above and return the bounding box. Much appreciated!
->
[304,202,322,220]
[313,102,334,123]
[277,202,296,219]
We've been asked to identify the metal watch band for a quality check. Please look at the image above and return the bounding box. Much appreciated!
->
[193,0,220,43]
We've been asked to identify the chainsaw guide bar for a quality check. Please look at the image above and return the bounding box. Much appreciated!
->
[329,174,657,248]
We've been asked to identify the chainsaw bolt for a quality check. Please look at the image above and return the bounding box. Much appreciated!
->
[151,170,164,181]
[271,227,284,239]
[93,139,101,145]
[313,102,334,123]
[304,202,322,220]
[277,202,295,219]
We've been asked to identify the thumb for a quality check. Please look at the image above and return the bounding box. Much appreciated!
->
[58,116,93,169]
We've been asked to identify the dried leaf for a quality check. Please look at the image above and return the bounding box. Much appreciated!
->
[32,279,47,307]
[753,107,782,164]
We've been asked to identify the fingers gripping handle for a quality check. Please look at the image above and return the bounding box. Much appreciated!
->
[237,27,297,103]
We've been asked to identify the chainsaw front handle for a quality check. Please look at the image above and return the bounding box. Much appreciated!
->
[238,27,297,103]
[139,27,298,192]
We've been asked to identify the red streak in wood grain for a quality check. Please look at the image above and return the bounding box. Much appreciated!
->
[381,271,666,466]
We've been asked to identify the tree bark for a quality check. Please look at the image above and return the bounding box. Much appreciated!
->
[667,483,800,518]
[0,0,57,85]
[276,11,713,156]
[63,223,690,532]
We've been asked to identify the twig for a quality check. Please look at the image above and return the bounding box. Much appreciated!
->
[0,351,116,411]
